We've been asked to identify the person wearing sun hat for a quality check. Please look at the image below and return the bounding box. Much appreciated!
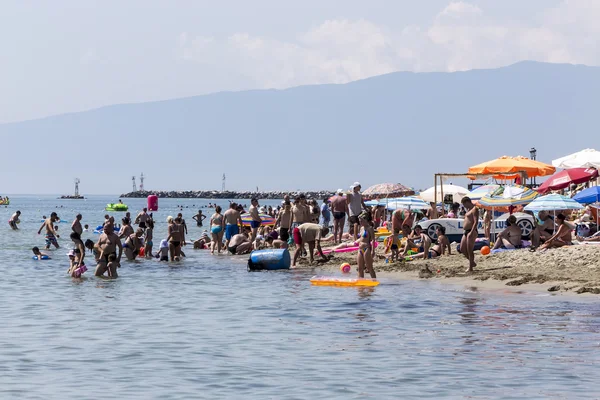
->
[347,182,367,240]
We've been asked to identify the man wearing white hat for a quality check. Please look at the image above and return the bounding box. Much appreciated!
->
[330,189,348,244]
[347,182,367,240]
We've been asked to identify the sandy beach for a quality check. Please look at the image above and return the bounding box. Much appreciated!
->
[295,243,600,295]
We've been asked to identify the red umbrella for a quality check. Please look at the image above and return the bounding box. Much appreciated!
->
[537,167,598,194]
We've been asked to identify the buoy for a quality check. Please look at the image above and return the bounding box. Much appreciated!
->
[340,263,351,273]
[480,246,491,256]
[148,195,159,211]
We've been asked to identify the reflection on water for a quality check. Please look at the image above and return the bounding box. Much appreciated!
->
[0,196,600,398]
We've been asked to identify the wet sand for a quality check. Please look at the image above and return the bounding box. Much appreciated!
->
[294,242,600,295]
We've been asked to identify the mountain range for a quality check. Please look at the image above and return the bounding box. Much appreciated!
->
[1,61,598,195]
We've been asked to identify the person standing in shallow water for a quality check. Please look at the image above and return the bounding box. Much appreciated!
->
[71,213,83,236]
[193,210,206,227]
[223,203,243,250]
[9,210,20,230]
[209,206,224,254]
[460,197,479,273]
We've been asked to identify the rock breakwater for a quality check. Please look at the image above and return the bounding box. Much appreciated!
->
[120,190,334,200]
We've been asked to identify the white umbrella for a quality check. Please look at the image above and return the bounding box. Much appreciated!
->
[552,148,600,169]
[523,194,584,212]
[419,184,469,203]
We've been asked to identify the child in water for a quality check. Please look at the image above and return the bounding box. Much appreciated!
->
[67,249,88,278]
[156,239,169,261]
[32,247,50,260]
[106,253,118,278]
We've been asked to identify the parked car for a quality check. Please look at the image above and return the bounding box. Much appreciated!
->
[417,212,535,243]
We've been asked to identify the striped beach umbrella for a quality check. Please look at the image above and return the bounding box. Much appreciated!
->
[386,197,431,210]
[478,185,538,208]
[240,213,276,226]
[468,184,501,201]
[524,194,584,212]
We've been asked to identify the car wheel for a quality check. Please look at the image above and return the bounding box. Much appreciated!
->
[426,223,441,241]
[517,219,534,239]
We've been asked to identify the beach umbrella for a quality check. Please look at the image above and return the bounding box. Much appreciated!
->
[468,155,555,179]
[573,186,600,204]
[240,213,276,226]
[468,184,501,201]
[552,148,600,169]
[362,183,414,200]
[419,184,469,203]
[537,168,599,194]
[478,185,539,209]
[364,199,381,207]
[523,194,584,212]
[386,197,431,210]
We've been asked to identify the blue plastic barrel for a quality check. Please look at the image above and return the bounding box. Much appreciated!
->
[248,249,291,271]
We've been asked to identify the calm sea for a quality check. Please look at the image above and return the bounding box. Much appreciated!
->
[0,195,598,399]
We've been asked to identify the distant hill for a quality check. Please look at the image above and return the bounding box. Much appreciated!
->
[1,61,599,194]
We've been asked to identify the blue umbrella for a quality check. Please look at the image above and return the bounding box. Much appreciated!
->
[573,186,600,204]
[524,194,584,211]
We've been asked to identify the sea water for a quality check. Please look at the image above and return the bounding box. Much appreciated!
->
[0,195,599,399]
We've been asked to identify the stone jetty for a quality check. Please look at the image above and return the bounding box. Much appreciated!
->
[119,190,335,200]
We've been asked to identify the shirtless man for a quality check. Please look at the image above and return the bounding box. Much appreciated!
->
[492,215,522,250]
[372,205,385,228]
[291,195,309,228]
[71,213,83,236]
[37,212,60,249]
[249,198,262,242]
[330,189,348,244]
[95,223,123,277]
[426,203,438,220]
[291,223,330,267]
[9,210,21,230]
[275,202,292,243]
[223,203,244,249]
[347,182,367,240]
[193,210,206,227]
[134,208,149,229]
[227,227,252,255]
[460,197,479,272]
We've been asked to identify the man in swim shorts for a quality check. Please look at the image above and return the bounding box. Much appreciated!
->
[95,223,123,277]
[347,182,367,240]
[9,210,21,230]
[248,198,262,242]
[330,189,348,244]
[227,227,252,255]
[291,223,330,268]
[223,202,243,249]
[134,207,149,229]
[38,212,60,249]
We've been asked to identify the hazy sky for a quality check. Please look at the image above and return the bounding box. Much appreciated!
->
[1,0,598,124]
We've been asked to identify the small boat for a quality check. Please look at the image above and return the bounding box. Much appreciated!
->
[105,203,128,212]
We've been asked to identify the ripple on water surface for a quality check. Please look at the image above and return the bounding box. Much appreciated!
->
[0,196,599,399]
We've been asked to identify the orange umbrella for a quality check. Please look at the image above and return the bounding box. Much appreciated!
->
[468,156,555,179]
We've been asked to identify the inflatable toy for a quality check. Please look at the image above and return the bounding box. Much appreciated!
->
[310,276,380,287]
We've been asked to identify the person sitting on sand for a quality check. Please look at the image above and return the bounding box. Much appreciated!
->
[291,223,330,267]
[493,215,522,250]
[32,247,50,260]
[531,211,556,248]
[408,226,450,259]
[402,224,432,259]
[227,227,253,255]
[538,214,573,250]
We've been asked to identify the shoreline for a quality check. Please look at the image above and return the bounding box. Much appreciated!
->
[120,190,333,200]
[294,244,600,295]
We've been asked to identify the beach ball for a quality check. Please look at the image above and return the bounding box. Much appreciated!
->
[340,263,351,274]
[480,246,491,256]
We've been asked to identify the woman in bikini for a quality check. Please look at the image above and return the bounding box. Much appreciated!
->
[210,206,225,254]
[539,213,573,250]
[357,211,376,279]
[167,216,183,261]
[124,228,144,261]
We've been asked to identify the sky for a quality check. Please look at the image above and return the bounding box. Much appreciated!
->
[1,0,599,124]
